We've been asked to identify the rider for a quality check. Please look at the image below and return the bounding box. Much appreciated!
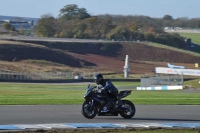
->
[94,73,122,107]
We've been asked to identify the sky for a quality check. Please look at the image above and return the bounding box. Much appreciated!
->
[0,0,200,19]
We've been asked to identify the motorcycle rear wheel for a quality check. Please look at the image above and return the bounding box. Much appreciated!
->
[81,100,98,119]
[119,100,136,119]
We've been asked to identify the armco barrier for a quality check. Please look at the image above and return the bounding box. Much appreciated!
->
[137,86,183,90]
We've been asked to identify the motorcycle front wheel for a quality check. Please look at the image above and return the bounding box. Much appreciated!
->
[81,100,98,119]
[119,100,136,119]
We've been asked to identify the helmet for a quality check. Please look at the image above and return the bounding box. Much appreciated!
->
[94,73,105,85]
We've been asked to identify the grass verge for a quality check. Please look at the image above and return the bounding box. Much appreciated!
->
[178,33,200,45]
[184,78,200,88]
[0,82,199,105]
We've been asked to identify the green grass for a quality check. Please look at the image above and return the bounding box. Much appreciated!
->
[178,33,200,45]
[0,82,199,105]
[18,30,31,36]
[184,78,200,88]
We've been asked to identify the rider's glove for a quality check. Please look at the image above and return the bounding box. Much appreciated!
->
[97,85,103,89]
[98,89,102,93]
[98,87,105,93]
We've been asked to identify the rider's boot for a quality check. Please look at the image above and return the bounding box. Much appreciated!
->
[115,95,123,108]
[116,100,123,108]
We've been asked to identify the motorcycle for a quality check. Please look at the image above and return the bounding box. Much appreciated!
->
[81,84,136,119]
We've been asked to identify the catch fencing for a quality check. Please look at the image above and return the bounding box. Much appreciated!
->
[140,74,184,87]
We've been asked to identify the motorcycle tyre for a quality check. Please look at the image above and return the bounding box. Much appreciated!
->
[81,100,98,119]
[119,100,136,119]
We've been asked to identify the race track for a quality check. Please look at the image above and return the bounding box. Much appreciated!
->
[0,105,199,125]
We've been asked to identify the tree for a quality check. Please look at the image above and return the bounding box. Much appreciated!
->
[163,15,173,20]
[144,33,155,41]
[35,14,56,37]
[59,4,91,20]
[106,26,128,40]
[73,22,88,38]
[125,21,138,32]
[197,20,200,28]
[2,22,15,31]
[97,15,116,38]
[84,17,101,39]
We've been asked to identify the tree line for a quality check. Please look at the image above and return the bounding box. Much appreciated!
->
[35,4,200,50]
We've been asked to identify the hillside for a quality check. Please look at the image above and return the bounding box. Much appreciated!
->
[0,40,199,75]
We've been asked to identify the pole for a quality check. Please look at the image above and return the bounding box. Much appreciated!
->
[124,55,130,78]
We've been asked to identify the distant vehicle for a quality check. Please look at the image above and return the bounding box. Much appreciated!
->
[167,63,185,69]
[164,27,169,30]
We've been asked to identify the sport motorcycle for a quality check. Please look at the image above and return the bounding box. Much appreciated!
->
[81,84,136,119]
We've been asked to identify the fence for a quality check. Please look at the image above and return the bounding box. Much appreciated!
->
[185,79,200,88]
[0,71,100,80]
[140,74,184,87]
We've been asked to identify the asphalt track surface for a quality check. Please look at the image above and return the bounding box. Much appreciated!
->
[0,105,199,125]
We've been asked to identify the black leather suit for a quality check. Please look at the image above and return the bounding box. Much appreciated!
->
[98,79,118,100]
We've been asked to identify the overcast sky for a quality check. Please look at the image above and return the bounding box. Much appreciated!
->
[0,0,199,18]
